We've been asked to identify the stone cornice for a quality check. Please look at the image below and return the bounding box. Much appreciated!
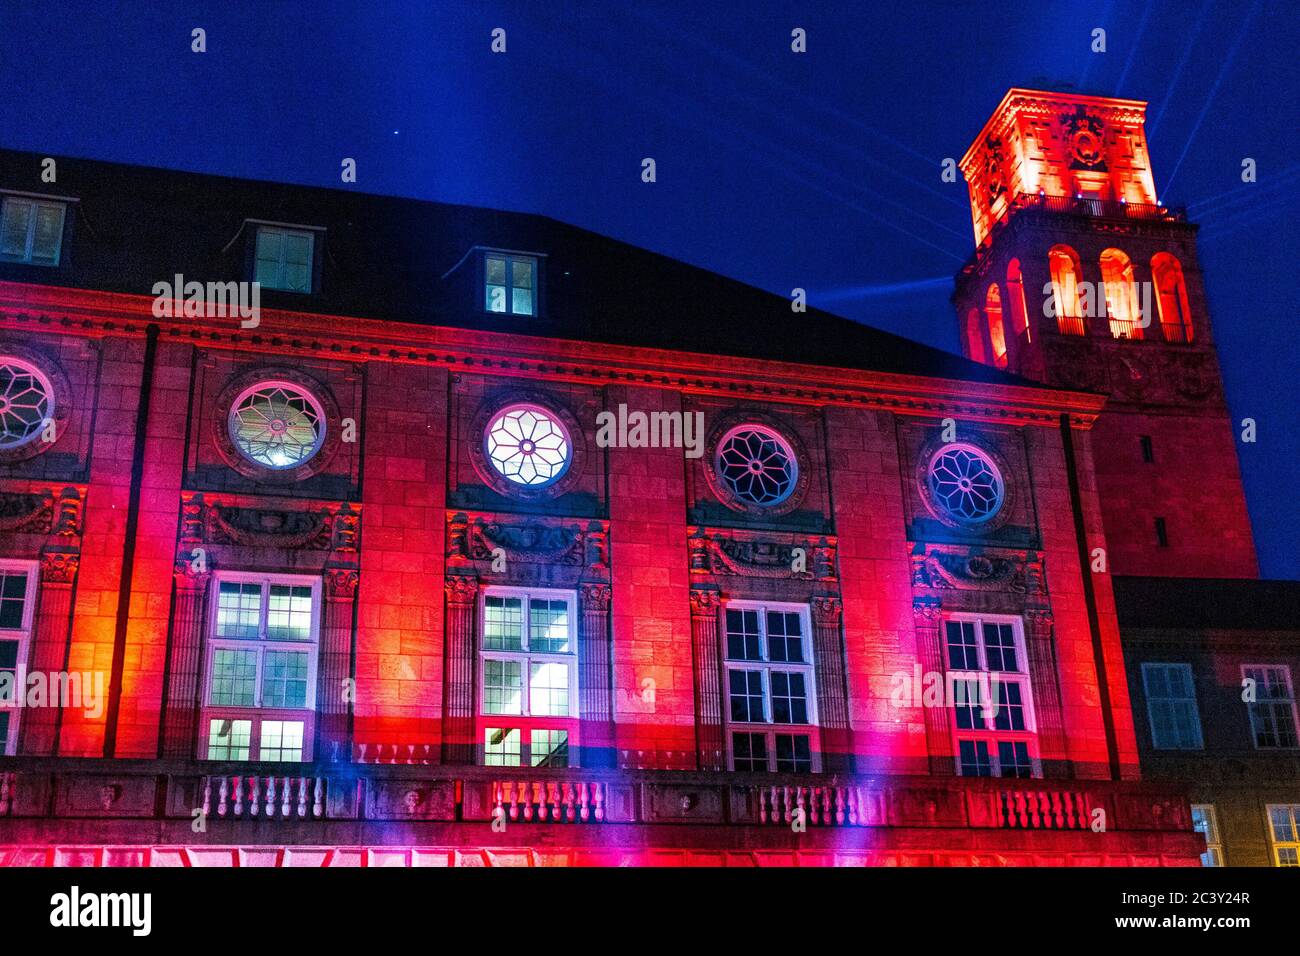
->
[0,281,1106,429]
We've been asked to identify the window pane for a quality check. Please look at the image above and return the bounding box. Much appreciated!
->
[529,661,569,717]
[770,671,808,724]
[729,669,765,723]
[997,740,1033,778]
[260,719,304,762]
[993,680,1026,731]
[725,608,761,661]
[254,228,284,286]
[208,648,258,706]
[483,596,523,651]
[31,203,65,263]
[767,611,804,663]
[261,650,309,708]
[983,623,1018,671]
[484,727,520,766]
[530,729,568,767]
[216,582,262,639]
[266,584,314,641]
[529,598,570,653]
[953,678,983,730]
[946,621,979,669]
[206,718,251,760]
[0,712,8,754]
[0,638,18,704]
[0,570,28,629]
[510,288,533,316]
[482,659,522,715]
[0,199,32,257]
[732,731,767,771]
[485,255,506,285]
[774,733,812,772]
[958,739,991,776]
[511,257,534,290]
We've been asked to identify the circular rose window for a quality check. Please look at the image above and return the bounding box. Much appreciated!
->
[715,425,798,507]
[927,443,1005,524]
[485,404,572,486]
[228,382,326,470]
[0,358,53,449]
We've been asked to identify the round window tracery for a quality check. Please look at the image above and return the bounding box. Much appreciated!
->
[228,382,326,470]
[926,443,1005,523]
[485,403,572,486]
[715,425,798,507]
[0,358,53,449]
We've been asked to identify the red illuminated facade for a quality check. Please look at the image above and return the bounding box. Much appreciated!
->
[0,89,1259,867]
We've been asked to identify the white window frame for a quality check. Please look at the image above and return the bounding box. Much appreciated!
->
[722,600,820,774]
[478,585,579,768]
[1141,662,1204,750]
[483,252,538,316]
[942,613,1040,778]
[200,571,321,762]
[0,194,67,266]
[1242,664,1299,750]
[0,560,39,756]
[1191,804,1223,867]
[252,222,319,293]
[1266,804,1300,867]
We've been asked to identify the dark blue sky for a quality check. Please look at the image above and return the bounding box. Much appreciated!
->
[1,0,1295,577]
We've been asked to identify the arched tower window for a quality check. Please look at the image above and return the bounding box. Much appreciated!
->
[965,308,986,364]
[1006,258,1031,344]
[985,284,1008,368]
[1047,245,1085,336]
[1099,248,1143,340]
[1151,252,1194,343]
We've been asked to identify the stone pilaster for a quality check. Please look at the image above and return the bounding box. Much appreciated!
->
[810,595,852,773]
[441,574,479,764]
[161,559,210,758]
[318,566,359,763]
[1025,606,1071,778]
[913,596,954,775]
[578,582,613,767]
[18,550,80,755]
[689,587,724,770]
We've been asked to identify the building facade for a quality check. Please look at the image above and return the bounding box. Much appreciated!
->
[0,88,1268,867]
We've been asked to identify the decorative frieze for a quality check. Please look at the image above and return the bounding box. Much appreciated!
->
[446,511,609,571]
[0,486,84,537]
[687,526,837,581]
[178,492,360,552]
[910,543,1046,595]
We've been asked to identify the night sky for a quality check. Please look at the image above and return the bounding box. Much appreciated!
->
[0,1,1294,577]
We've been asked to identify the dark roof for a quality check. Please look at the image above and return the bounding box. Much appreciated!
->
[0,148,1034,387]
[1114,576,1300,631]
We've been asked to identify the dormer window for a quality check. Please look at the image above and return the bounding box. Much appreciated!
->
[0,195,67,266]
[485,253,537,316]
[253,224,317,293]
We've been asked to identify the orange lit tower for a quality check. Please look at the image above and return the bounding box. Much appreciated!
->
[952,88,1257,578]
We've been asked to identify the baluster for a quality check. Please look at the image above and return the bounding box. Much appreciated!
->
[847,787,859,826]
[280,777,291,818]
[593,783,605,822]
[0,772,11,815]
[262,776,275,817]
[1028,792,1042,828]
[313,778,324,817]
[563,783,576,822]
[795,787,807,826]
[356,743,368,763]
[1050,792,1063,829]
[218,776,231,818]
[201,777,212,822]
[523,782,536,821]
[506,781,520,821]
[835,787,846,826]
[578,782,590,822]
[297,778,308,818]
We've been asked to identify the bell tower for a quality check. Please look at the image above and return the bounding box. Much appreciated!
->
[952,88,1257,578]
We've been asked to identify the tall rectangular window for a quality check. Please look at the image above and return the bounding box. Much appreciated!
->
[0,563,37,755]
[944,615,1038,778]
[1141,662,1204,749]
[479,587,577,767]
[1243,665,1299,749]
[0,195,66,265]
[484,253,537,316]
[254,225,316,292]
[1191,804,1223,867]
[201,573,320,761]
[1266,805,1300,867]
[723,602,818,773]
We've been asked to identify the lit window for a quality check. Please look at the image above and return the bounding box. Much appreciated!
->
[0,563,37,756]
[254,225,315,293]
[927,443,1005,524]
[715,425,799,507]
[1151,252,1193,343]
[1243,665,1299,749]
[1141,663,1203,749]
[228,381,326,470]
[201,573,320,761]
[985,284,1007,368]
[484,403,571,487]
[944,616,1038,778]
[0,359,53,449]
[1048,245,1086,335]
[484,254,537,316]
[0,196,66,266]
[1192,804,1223,867]
[479,588,577,767]
[723,602,819,773]
[1005,258,1031,343]
[1267,805,1300,867]
[1100,247,1143,339]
